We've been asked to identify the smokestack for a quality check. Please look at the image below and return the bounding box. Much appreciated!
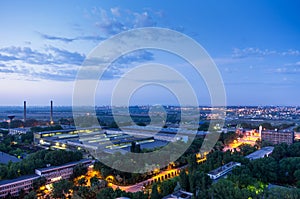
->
[50,100,53,125]
[24,101,27,122]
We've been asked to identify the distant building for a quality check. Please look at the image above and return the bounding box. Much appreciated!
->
[261,130,294,145]
[9,127,30,135]
[207,162,241,180]
[246,146,274,160]
[162,190,193,199]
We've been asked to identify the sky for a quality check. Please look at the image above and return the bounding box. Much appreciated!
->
[0,0,299,106]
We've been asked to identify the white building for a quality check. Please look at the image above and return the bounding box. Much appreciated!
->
[207,162,241,180]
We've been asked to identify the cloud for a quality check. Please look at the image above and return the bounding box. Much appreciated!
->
[38,32,104,43]
[0,46,155,81]
[272,67,300,74]
[110,7,121,17]
[232,47,300,58]
[0,46,85,66]
[39,33,75,42]
[90,7,163,37]
[0,46,85,81]
[133,12,157,28]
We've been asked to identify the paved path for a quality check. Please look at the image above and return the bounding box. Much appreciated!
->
[111,166,187,193]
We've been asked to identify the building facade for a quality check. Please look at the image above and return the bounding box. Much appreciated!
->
[35,159,93,184]
[0,175,39,198]
[261,130,294,145]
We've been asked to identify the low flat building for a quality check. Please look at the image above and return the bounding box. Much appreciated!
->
[163,190,193,199]
[207,162,241,180]
[246,146,274,160]
[261,130,294,145]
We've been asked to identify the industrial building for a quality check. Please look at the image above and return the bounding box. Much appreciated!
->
[33,128,168,154]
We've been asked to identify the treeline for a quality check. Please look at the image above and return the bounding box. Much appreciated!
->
[0,132,34,157]
[30,125,62,133]
[240,122,295,130]
[0,150,82,180]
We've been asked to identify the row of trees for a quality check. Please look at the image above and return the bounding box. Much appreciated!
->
[0,150,83,180]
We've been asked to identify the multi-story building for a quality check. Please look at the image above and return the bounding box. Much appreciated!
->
[35,159,93,184]
[261,130,294,145]
[0,159,92,198]
[0,175,39,198]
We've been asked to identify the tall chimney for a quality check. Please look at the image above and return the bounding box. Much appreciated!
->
[50,100,53,124]
[24,101,27,122]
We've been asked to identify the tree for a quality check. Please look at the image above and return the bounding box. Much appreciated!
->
[189,171,212,197]
[150,183,160,199]
[71,163,88,179]
[78,177,87,186]
[265,187,300,199]
[90,176,100,187]
[271,143,288,160]
[96,188,115,199]
[160,179,177,197]
[294,170,300,188]
[209,179,252,199]
[179,170,190,192]
[33,176,46,190]
[52,179,73,198]
[24,191,37,199]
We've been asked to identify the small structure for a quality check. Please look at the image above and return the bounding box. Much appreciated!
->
[9,127,30,135]
[116,197,131,199]
[207,162,241,180]
[163,190,193,199]
[246,146,274,160]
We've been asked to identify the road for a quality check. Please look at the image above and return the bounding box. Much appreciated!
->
[111,166,187,193]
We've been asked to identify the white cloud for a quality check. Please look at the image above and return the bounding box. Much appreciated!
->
[232,47,300,58]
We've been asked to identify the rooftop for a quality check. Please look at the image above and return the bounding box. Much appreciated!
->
[0,151,21,164]
[208,162,241,176]
[0,174,39,186]
[246,147,274,160]
[35,159,92,173]
[163,190,193,199]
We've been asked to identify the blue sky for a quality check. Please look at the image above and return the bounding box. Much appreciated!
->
[0,0,299,106]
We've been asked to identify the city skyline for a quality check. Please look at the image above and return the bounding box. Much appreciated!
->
[0,0,300,106]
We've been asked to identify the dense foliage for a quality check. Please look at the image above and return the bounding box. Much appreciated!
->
[0,150,82,179]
